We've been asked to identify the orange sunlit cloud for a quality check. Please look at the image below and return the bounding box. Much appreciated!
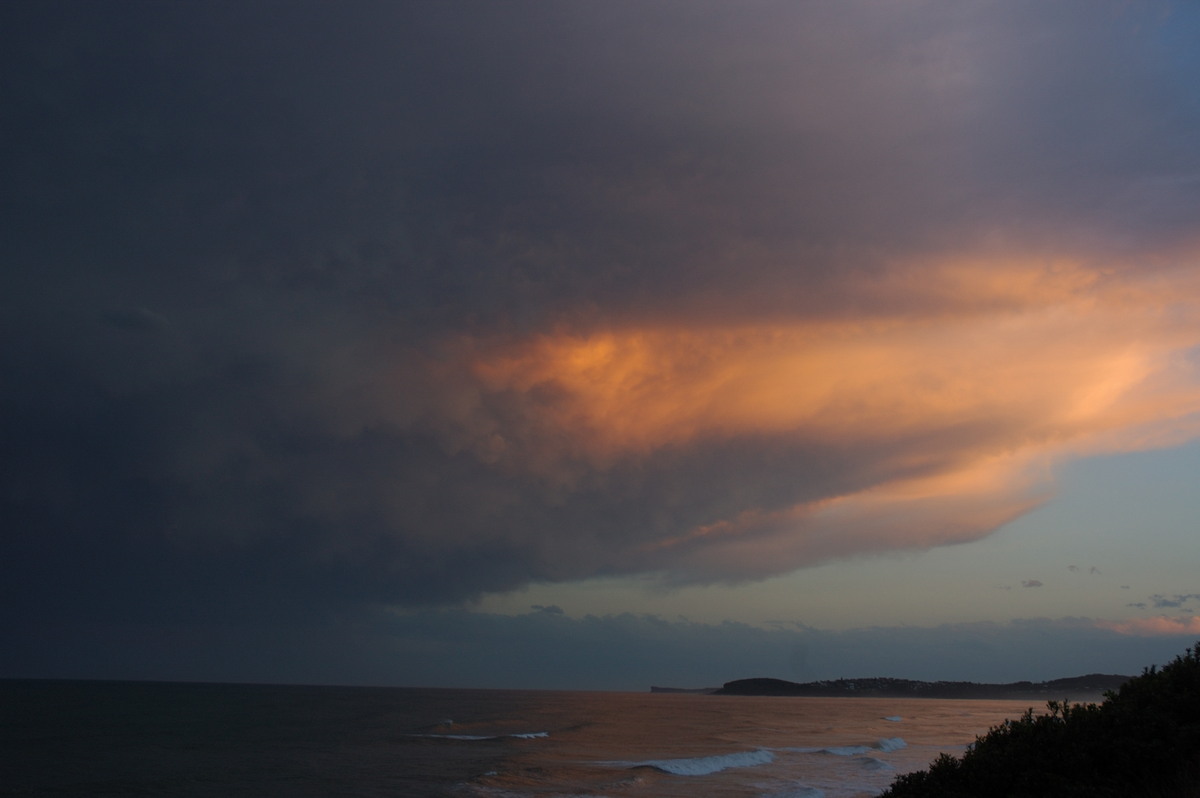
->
[408,254,1200,578]
[466,257,1200,459]
[1099,616,1200,637]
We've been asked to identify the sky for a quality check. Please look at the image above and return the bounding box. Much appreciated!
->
[3,0,1200,691]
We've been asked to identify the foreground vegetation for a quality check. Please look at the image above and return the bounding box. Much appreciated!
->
[882,643,1200,798]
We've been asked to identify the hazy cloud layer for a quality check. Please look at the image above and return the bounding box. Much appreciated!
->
[5,1,1200,651]
[4,608,1192,690]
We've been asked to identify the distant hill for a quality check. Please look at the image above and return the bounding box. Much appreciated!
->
[708,674,1131,700]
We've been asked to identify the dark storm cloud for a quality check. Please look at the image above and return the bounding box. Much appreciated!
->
[101,307,169,333]
[5,0,1200,664]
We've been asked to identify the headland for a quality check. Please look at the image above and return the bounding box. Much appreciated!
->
[652,673,1130,701]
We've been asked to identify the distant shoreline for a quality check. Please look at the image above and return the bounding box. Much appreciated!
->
[651,673,1131,701]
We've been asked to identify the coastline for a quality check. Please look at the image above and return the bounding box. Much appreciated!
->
[652,673,1130,702]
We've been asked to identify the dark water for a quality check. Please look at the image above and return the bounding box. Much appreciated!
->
[1,680,1041,797]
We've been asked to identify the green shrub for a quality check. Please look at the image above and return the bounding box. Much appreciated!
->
[881,643,1200,798]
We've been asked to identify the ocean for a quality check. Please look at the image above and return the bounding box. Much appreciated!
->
[1,680,1048,797]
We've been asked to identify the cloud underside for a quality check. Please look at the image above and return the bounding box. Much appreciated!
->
[11,256,1200,620]
[344,260,1178,587]
[5,0,1200,623]
[449,258,1200,580]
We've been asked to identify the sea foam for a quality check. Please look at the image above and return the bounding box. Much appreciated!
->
[783,737,907,756]
[409,731,549,741]
[817,745,872,756]
[630,748,776,775]
[760,787,824,798]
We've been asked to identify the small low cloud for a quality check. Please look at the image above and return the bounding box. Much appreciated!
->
[1022,579,1044,588]
[531,604,565,615]
[1150,594,1200,609]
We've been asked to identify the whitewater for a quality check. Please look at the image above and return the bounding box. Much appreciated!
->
[2,680,1045,797]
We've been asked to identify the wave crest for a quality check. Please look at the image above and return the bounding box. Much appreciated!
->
[632,748,776,775]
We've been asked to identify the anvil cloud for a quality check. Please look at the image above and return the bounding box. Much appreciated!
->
[4,0,1200,681]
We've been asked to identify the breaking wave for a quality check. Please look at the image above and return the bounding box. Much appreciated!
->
[408,731,549,741]
[783,737,907,756]
[760,787,825,798]
[629,748,776,775]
